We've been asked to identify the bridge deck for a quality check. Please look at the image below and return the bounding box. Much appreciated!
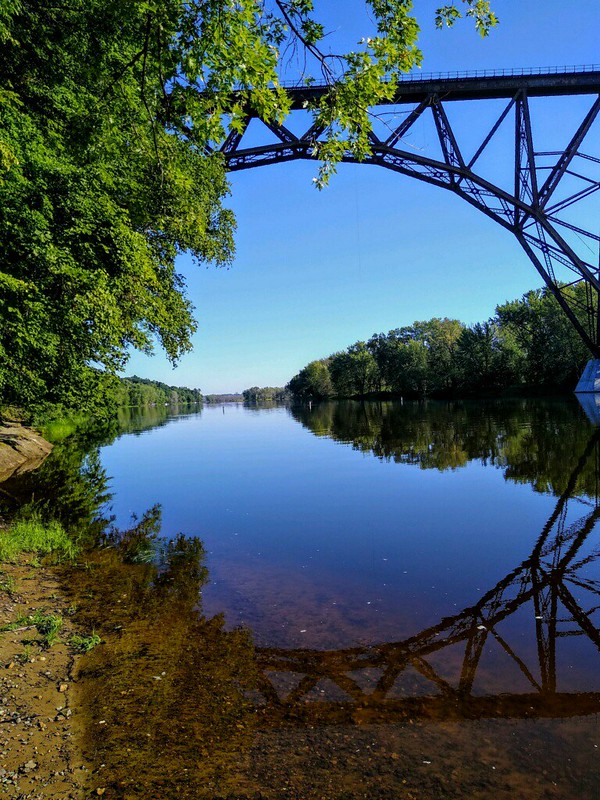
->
[282,68,600,109]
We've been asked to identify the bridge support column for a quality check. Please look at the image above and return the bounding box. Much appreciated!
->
[575,361,600,425]
[575,360,600,393]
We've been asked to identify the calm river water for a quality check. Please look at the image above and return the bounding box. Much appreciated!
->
[6,397,600,798]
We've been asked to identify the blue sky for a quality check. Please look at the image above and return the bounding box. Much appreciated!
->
[126,0,600,393]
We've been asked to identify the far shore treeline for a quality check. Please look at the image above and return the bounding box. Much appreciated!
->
[287,284,590,400]
[117,383,290,408]
[242,387,288,403]
[115,376,203,408]
[114,381,286,408]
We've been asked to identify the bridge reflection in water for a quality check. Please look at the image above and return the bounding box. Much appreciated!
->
[253,428,600,728]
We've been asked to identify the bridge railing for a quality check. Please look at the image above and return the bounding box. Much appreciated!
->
[391,63,600,82]
[276,64,600,90]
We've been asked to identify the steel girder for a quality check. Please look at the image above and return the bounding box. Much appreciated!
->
[218,79,600,355]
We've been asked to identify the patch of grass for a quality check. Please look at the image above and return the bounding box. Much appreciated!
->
[0,516,78,563]
[0,571,16,594]
[35,613,63,647]
[37,413,88,443]
[70,631,101,653]
[15,645,33,664]
[1,610,63,648]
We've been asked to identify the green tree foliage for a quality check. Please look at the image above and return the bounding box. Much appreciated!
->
[118,376,202,408]
[495,285,588,388]
[393,338,429,396]
[455,320,521,392]
[287,359,334,399]
[368,318,463,395]
[242,386,288,402]
[0,0,496,411]
[288,285,590,400]
[330,342,379,396]
[203,393,243,403]
[0,1,237,409]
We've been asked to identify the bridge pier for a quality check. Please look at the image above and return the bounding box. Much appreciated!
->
[575,360,600,393]
[575,361,600,425]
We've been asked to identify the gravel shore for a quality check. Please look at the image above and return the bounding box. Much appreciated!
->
[0,557,88,799]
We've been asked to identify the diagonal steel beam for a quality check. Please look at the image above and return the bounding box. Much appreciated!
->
[220,115,252,154]
[468,96,516,169]
[262,119,299,144]
[557,582,600,651]
[385,97,430,148]
[546,216,600,243]
[488,626,542,691]
[301,121,326,141]
[539,95,600,207]
[514,232,600,355]
[546,181,600,215]
[431,98,465,183]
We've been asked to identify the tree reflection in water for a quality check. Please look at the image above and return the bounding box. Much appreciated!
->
[66,509,259,798]
[290,398,595,495]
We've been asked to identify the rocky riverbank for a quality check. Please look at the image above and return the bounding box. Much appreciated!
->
[0,422,53,484]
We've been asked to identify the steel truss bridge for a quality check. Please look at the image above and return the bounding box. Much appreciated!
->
[217,67,600,355]
[252,429,600,727]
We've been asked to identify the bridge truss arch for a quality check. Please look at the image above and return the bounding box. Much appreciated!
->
[218,68,600,356]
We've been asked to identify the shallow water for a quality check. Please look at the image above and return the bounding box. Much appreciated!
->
[6,398,600,798]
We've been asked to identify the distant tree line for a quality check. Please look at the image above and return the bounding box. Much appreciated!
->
[287,284,590,400]
[115,377,202,408]
[203,394,243,404]
[242,387,289,403]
